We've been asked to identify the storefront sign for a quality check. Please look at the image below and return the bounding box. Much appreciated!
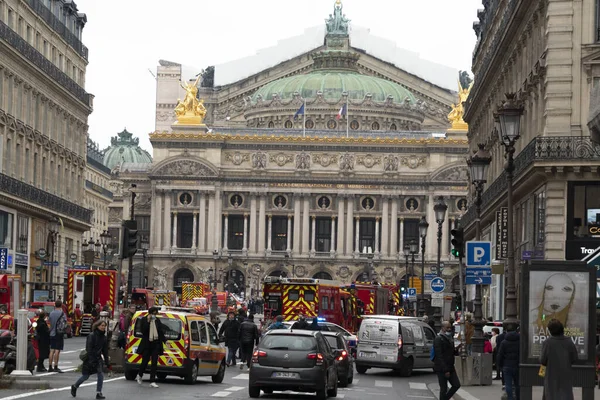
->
[495,208,508,260]
[565,239,600,260]
[14,253,28,266]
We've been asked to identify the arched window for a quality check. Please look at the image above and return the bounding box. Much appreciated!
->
[173,268,194,293]
[313,271,333,280]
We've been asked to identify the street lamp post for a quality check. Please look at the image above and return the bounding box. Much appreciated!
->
[409,239,418,317]
[100,230,111,270]
[47,218,59,297]
[467,143,492,354]
[433,196,447,331]
[403,243,410,311]
[140,239,149,288]
[496,93,523,329]
[418,216,429,317]
[212,250,219,291]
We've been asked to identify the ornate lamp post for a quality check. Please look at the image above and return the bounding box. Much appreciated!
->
[47,218,60,296]
[418,216,429,316]
[467,143,492,354]
[100,230,111,270]
[409,239,418,317]
[433,196,447,331]
[496,93,523,329]
[403,243,410,310]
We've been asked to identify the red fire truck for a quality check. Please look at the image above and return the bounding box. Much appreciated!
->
[381,283,404,316]
[180,282,210,306]
[262,277,356,332]
[345,282,390,316]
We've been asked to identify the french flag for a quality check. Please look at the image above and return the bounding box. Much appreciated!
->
[336,103,347,120]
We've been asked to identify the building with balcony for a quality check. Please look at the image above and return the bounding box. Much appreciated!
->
[0,0,93,303]
[113,1,471,304]
[462,0,600,318]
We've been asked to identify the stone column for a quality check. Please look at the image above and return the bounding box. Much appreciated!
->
[249,195,257,254]
[153,191,163,251]
[214,189,222,252]
[267,215,273,254]
[354,217,360,254]
[172,212,178,249]
[243,213,249,255]
[337,197,344,255]
[442,216,450,257]
[330,216,336,257]
[311,216,317,254]
[206,193,216,251]
[346,197,354,255]
[163,193,171,251]
[302,197,310,254]
[198,193,206,252]
[286,214,292,253]
[192,212,198,250]
[426,194,436,260]
[258,195,266,254]
[381,198,389,257]
[390,197,398,257]
[375,217,380,255]
[223,213,229,252]
[293,196,301,255]
[399,218,404,255]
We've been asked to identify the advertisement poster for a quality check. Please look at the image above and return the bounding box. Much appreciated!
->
[33,290,50,302]
[528,271,589,360]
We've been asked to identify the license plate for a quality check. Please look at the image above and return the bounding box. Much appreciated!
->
[359,352,376,358]
[273,372,299,378]
[0,361,5,368]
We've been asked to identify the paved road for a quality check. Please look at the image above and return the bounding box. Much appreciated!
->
[0,336,443,400]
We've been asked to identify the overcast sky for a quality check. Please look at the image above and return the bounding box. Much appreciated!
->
[75,0,483,153]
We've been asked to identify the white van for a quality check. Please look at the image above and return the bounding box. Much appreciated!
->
[355,315,436,377]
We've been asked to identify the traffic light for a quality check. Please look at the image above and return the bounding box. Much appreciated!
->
[451,227,464,258]
[121,220,138,259]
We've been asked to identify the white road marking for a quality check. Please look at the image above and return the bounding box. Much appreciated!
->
[61,348,84,354]
[409,382,429,390]
[232,373,249,380]
[211,391,232,397]
[456,389,481,400]
[337,394,345,398]
[406,396,435,399]
[352,378,359,383]
[35,367,76,376]
[224,386,245,391]
[0,376,125,400]
[374,380,393,388]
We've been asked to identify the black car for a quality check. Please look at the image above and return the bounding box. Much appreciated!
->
[322,331,354,387]
[249,330,338,399]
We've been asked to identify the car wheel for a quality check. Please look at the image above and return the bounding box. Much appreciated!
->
[356,365,368,375]
[249,386,261,398]
[212,361,226,383]
[125,370,138,381]
[263,389,273,394]
[327,376,338,397]
[348,372,353,385]
[184,361,198,384]
[399,357,414,377]
[339,371,349,388]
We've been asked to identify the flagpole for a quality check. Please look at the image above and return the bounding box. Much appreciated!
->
[303,100,306,138]
[346,99,349,138]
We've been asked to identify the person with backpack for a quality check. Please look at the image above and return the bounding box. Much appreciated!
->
[48,300,68,373]
[433,321,461,400]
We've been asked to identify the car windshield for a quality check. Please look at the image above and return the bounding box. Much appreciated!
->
[134,316,182,341]
[261,335,317,351]
[324,336,341,349]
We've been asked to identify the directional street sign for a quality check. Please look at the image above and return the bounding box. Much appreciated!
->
[430,277,446,293]
[0,248,7,271]
[407,288,417,301]
[466,267,492,285]
[424,273,437,280]
[466,241,492,267]
[43,261,59,267]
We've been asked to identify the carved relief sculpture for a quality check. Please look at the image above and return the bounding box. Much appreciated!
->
[336,266,350,279]
[384,154,399,171]
[269,153,294,167]
[339,153,355,171]
[400,155,427,169]
[108,208,123,224]
[312,154,338,167]
[252,151,268,169]
[295,152,311,170]
[160,160,214,177]
[225,152,250,166]
[357,154,381,168]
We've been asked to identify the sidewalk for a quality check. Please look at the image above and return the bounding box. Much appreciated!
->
[428,379,600,400]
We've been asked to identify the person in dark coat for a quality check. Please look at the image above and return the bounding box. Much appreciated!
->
[540,319,578,400]
[291,315,309,330]
[71,320,110,399]
[497,324,520,400]
[238,314,259,370]
[219,311,241,367]
[495,330,506,382]
[135,307,166,388]
[433,321,461,400]
[308,317,321,331]
[35,311,50,372]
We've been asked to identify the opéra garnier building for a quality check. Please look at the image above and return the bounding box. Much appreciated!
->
[117,1,471,300]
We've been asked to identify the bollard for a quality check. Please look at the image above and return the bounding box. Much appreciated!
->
[12,309,31,376]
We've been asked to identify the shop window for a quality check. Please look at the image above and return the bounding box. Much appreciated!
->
[568,182,600,239]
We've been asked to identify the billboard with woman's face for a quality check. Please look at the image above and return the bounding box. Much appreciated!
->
[528,270,589,360]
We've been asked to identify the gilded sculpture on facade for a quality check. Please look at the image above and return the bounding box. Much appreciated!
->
[448,80,472,131]
[174,75,207,125]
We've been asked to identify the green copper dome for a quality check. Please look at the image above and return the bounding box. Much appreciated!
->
[252,71,416,104]
[103,129,152,170]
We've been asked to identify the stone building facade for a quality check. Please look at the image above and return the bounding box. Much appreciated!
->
[462,0,600,318]
[114,2,471,302]
[0,0,92,303]
[84,139,112,246]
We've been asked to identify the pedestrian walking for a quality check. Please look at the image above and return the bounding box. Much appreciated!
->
[497,323,520,400]
[433,321,461,400]
[74,304,83,337]
[495,329,506,382]
[0,306,14,332]
[540,319,578,400]
[48,300,67,373]
[239,314,259,370]
[118,305,136,349]
[35,311,50,372]
[490,327,500,377]
[136,307,166,388]
[464,314,474,355]
[71,320,111,399]
[219,311,241,367]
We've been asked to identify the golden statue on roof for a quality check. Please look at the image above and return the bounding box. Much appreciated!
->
[174,75,207,125]
[448,79,472,132]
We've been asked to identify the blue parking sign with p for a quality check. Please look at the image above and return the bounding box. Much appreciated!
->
[466,241,492,267]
